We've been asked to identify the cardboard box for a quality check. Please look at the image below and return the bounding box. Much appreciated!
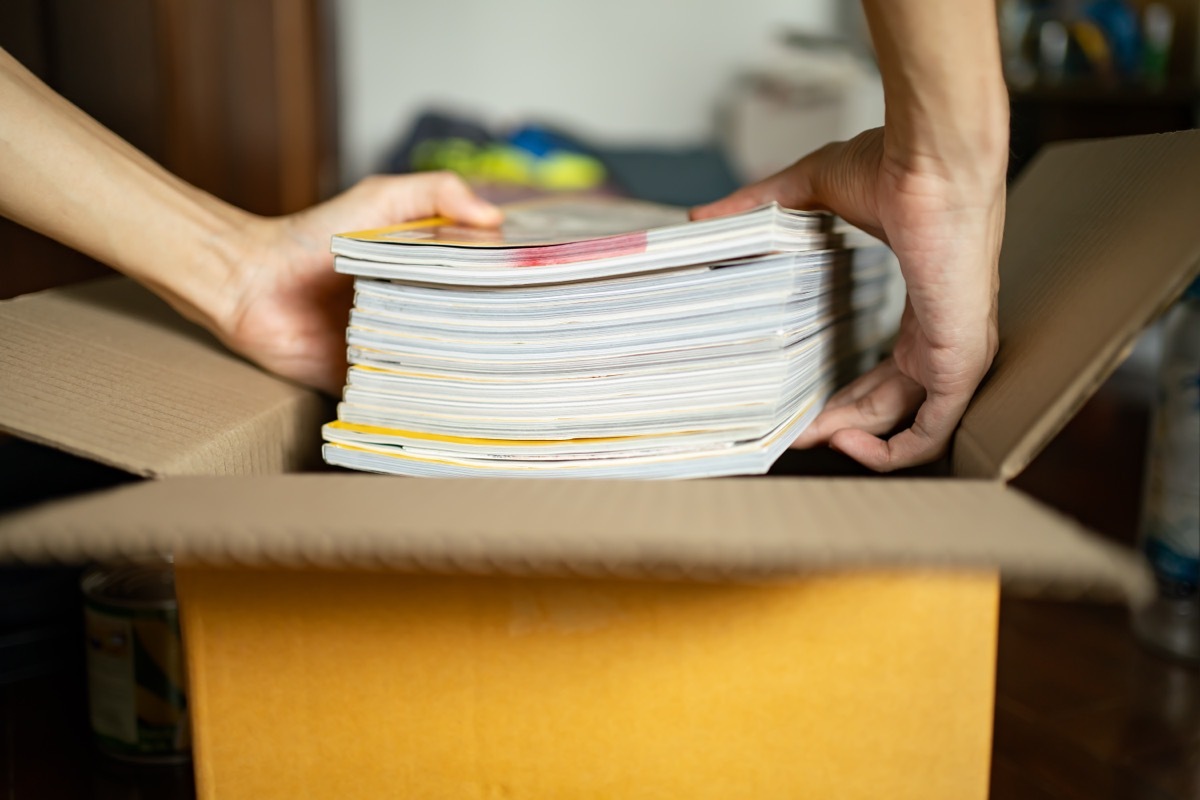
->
[1,130,1197,798]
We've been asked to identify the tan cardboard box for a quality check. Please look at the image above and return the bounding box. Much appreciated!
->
[1,131,1197,799]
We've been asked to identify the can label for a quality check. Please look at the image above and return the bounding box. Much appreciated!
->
[84,600,190,761]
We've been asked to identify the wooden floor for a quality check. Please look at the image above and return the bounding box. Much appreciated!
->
[0,377,1196,799]
[991,377,1199,800]
[992,598,1199,800]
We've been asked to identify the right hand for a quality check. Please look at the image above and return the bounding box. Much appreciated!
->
[693,127,1006,471]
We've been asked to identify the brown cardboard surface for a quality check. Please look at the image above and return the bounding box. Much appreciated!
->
[0,475,1151,602]
[0,278,328,476]
[177,567,999,800]
[955,130,1200,480]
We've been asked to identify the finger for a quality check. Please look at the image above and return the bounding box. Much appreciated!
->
[248,328,347,398]
[691,177,799,220]
[692,134,889,243]
[312,340,349,397]
[419,171,504,227]
[828,390,972,472]
[376,171,502,228]
[690,148,826,220]
[821,359,903,412]
[791,372,925,449]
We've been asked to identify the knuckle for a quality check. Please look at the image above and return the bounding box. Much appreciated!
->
[854,392,879,420]
[356,174,392,200]
[429,170,464,190]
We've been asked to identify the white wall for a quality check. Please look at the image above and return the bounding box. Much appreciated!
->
[335,0,839,185]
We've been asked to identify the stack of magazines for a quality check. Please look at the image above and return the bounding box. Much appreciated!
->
[322,197,892,479]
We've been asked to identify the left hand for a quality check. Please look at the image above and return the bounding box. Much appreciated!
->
[219,171,501,394]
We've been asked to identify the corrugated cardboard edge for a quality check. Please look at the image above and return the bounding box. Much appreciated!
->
[954,130,1200,481]
[0,476,1152,605]
[0,278,329,476]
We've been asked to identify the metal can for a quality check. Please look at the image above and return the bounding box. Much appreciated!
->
[81,558,191,763]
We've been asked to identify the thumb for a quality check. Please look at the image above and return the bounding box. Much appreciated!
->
[690,153,823,221]
[408,170,504,227]
[353,170,503,229]
[694,132,887,243]
[791,130,886,238]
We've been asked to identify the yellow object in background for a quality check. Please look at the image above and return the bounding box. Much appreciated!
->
[536,151,608,191]
[411,137,607,191]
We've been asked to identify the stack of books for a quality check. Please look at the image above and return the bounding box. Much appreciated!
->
[322,197,892,479]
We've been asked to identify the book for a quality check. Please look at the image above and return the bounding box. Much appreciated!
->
[322,196,892,479]
[331,196,837,286]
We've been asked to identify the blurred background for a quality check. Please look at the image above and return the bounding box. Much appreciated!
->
[3,0,1198,298]
[1,3,1199,799]
[1,0,1196,298]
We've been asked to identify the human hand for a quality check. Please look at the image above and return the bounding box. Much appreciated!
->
[692,127,1006,471]
[0,47,502,397]
[217,172,501,394]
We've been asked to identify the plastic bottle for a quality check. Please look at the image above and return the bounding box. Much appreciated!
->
[1133,277,1200,664]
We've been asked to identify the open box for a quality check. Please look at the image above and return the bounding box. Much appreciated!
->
[1,131,1197,799]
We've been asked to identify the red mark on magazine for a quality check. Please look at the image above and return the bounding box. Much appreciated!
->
[508,232,649,267]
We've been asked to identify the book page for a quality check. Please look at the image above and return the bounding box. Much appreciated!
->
[345,197,689,248]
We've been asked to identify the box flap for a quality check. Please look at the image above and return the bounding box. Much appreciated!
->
[0,475,1151,604]
[0,278,329,476]
[955,130,1200,480]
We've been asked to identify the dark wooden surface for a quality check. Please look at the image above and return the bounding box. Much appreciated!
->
[1008,85,1199,182]
[993,374,1200,800]
[0,371,1196,798]
[0,0,339,302]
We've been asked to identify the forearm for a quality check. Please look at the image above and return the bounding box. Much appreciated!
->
[862,0,1009,178]
[0,48,250,328]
